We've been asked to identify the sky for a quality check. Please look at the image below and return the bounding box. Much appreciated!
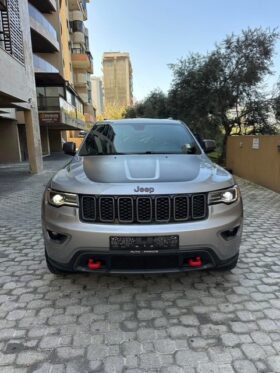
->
[87,0,280,102]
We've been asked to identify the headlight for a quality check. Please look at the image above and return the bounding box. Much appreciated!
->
[47,189,79,207]
[208,185,240,205]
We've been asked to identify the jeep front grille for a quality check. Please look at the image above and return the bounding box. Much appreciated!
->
[80,194,208,224]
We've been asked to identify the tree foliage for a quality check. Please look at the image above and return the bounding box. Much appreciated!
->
[168,28,279,161]
[125,28,280,162]
[97,103,126,122]
[124,89,169,119]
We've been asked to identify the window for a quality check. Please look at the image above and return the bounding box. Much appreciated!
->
[85,35,89,50]
[45,87,64,97]
[66,89,76,106]
[70,20,84,33]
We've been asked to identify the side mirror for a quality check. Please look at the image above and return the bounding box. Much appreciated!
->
[203,139,216,153]
[63,141,76,156]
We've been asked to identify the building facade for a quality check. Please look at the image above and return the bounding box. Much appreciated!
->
[0,0,42,172]
[91,76,104,116]
[0,0,95,169]
[103,52,133,108]
[29,0,88,157]
[68,0,95,130]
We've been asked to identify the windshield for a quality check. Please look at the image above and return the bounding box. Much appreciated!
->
[79,122,201,156]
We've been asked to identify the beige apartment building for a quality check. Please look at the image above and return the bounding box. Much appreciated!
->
[59,0,95,143]
[68,0,95,130]
[103,52,133,107]
[0,0,95,169]
[29,0,88,157]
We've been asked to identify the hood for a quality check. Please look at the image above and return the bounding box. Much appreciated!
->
[51,154,235,194]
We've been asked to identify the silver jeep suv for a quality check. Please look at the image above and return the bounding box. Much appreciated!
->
[42,119,243,274]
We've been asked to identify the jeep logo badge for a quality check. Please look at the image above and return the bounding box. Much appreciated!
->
[134,186,155,193]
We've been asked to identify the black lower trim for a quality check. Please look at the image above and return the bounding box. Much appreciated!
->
[46,249,239,274]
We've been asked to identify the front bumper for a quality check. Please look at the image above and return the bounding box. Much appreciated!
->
[42,197,243,273]
[46,248,239,274]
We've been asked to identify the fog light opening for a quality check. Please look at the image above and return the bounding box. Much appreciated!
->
[88,259,102,270]
[221,226,240,241]
[47,230,67,243]
[188,256,203,268]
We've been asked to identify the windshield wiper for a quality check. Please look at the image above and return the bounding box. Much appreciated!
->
[81,152,126,156]
[142,151,182,154]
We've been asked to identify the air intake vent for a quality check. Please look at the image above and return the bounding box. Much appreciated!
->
[192,194,207,219]
[99,197,115,222]
[174,196,189,221]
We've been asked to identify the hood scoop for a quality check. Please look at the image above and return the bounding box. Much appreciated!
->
[124,158,160,180]
[82,155,201,183]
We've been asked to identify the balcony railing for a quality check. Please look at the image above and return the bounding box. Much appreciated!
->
[37,96,60,111]
[72,47,85,54]
[69,0,87,18]
[74,73,87,86]
[33,54,58,73]
[28,3,57,41]
[37,95,86,127]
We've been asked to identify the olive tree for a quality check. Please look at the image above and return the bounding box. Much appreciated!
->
[168,28,279,161]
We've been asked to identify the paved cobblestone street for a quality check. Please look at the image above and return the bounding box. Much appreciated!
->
[0,155,280,373]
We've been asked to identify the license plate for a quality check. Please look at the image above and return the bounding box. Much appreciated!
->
[110,235,179,251]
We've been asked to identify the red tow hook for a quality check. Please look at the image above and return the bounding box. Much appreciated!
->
[188,256,203,268]
[88,259,102,270]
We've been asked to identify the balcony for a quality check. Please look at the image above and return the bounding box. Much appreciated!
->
[70,18,85,43]
[69,0,88,20]
[28,0,56,13]
[0,108,16,120]
[72,49,93,73]
[72,31,85,44]
[37,96,86,130]
[74,73,87,87]
[29,3,59,52]
[37,96,60,111]
[33,54,58,73]
[33,54,64,85]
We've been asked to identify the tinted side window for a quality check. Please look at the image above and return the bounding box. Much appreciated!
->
[80,125,115,155]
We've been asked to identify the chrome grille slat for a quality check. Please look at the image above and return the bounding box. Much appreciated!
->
[80,194,208,224]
